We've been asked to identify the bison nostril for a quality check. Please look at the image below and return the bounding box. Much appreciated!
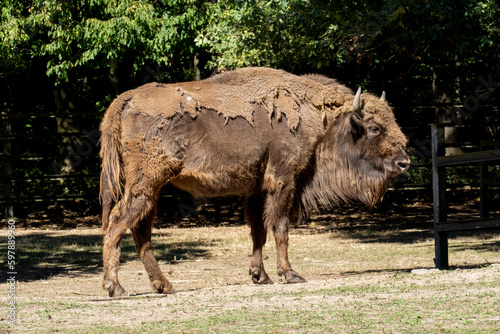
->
[397,161,409,171]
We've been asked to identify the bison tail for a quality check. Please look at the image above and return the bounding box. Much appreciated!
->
[99,94,130,233]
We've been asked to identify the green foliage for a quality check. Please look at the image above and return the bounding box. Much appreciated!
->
[1,0,209,84]
[198,0,499,105]
[3,0,498,99]
[197,0,401,72]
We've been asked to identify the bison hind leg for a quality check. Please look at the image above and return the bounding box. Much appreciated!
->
[131,202,175,295]
[102,203,129,298]
[103,192,173,297]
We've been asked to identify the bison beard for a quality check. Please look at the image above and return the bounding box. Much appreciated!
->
[99,67,409,297]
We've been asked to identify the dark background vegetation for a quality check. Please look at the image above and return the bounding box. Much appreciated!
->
[1,0,499,222]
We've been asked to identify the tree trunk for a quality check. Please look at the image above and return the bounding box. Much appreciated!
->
[433,66,462,156]
[109,58,120,95]
[193,54,201,81]
[54,83,80,174]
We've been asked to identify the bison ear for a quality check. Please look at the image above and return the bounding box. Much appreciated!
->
[380,91,386,102]
[350,113,364,141]
[352,87,364,117]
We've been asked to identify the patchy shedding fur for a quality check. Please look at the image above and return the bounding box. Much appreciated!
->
[121,135,183,197]
[98,67,410,297]
[120,68,351,131]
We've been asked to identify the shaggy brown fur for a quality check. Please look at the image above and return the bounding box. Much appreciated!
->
[301,73,354,95]
[99,67,409,297]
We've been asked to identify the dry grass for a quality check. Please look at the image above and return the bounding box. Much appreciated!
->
[1,220,499,333]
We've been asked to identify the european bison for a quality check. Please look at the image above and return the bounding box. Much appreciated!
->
[99,67,409,297]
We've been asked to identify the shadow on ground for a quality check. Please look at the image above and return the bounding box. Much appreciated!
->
[1,231,218,283]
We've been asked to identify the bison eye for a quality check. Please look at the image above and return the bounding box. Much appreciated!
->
[368,126,380,134]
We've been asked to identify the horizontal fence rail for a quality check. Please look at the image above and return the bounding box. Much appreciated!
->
[434,149,500,167]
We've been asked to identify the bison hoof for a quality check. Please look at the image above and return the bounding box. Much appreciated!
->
[152,279,175,294]
[249,268,274,284]
[284,270,306,284]
[104,281,128,298]
[252,273,274,285]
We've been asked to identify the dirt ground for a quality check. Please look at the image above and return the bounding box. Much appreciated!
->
[2,190,500,333]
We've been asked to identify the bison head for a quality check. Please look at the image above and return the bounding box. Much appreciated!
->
[301,88,410,210]
[348,87,410,178]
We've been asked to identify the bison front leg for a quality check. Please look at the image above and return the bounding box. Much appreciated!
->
[245,194,273,284]
[131,207,174,294]
[273,217,306,283]
[265,192,306,284]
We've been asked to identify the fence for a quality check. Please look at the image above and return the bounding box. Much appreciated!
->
[431,124,500,269]
[1,111,102,218]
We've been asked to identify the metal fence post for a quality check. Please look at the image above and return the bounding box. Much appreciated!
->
[480,141,489,219]
[431,124,448,269]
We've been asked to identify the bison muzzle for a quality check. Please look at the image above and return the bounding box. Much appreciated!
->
[99,67,409,297]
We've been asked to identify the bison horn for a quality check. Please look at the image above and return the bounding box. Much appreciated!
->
[352,87,363,116]
[380,91,386,102]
